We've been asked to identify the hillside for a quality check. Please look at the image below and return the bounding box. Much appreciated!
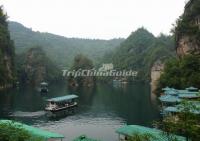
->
[107,28,175,81]
[8,21,124,68]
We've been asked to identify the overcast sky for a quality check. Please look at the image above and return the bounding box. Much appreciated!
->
[1,0,186,39]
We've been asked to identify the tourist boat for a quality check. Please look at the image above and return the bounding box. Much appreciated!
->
[45,95,78,117]
[40,82,48,93]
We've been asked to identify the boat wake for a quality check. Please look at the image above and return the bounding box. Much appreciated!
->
[10,111,45,117]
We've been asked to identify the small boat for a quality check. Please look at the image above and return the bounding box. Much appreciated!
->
[45,95,78,118]
[40,82,48,93]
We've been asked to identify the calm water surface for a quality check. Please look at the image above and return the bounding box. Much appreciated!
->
[0,82,160,141]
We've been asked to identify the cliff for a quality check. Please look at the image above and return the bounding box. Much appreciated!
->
[150,60,164,94]
[68,54,95,87]
[0,7,15,89]
[175,0,200,58]
[17,47,60,87]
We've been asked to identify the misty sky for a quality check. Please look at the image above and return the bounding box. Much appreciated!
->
[1,0,186,39]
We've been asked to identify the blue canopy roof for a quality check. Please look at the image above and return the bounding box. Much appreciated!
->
[163,106,179,113]
[186,86,198,91]
[162,87,172,91]
[47,95,78,102]
[164,90,178,95]
[178,94,200,99]
[164,106,200,114]
[178,90,199,95]
[159,95,181,103]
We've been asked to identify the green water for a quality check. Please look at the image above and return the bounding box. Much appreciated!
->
[0,82,160,141]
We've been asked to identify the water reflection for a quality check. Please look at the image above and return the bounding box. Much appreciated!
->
[0,82,160,141]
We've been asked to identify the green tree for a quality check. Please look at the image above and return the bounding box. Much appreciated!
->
[0,122,43,141]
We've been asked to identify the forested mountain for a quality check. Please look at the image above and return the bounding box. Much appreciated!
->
[0,7,15,88]
[8,21,124,68]
[104,28,175,80]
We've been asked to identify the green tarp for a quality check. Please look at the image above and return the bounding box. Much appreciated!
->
[116,125,186,141]
[0,120,64,139]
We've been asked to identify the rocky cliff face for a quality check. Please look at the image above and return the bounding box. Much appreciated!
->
[150,60,164,93]
[0,7,15,89]
[176,0,200,58]
[24,48,46,86]
[176,35,200,57]
[19,47,60,87]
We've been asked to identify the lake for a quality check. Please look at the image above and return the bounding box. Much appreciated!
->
[0,82,160,141]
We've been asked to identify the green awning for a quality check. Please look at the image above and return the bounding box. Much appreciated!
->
[47,94,78,102]
[164,102,200,115]
[159,95,181,103]
[186,86,198,91]
[0,120,64,139]
[179,94,200,99]
[116,125,186,141]
[162,87,172,91]
[73,135,100,141]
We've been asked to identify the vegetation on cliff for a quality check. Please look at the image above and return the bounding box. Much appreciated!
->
[104,28,175,81]
[16,46,60,86]
[157,54,200,90]
[0,6,15,86]
[72,54,94,70]
[174,0,200,48]
[69,54,95,87]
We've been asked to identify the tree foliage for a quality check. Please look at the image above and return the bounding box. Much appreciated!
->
[0,122,43,141]
[106,28,175,81]
[157,54,200,90]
